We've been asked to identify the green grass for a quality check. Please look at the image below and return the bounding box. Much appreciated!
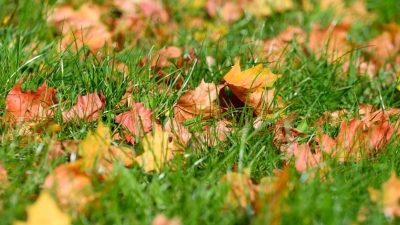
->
[0,0,400,224]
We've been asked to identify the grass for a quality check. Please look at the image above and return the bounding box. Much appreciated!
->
[0,0,400,224]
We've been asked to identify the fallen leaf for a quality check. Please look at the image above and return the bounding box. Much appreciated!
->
[62,92,105,123]
[152,214,182,225]
[47,3,111,52]
[77,120,134,172]
[165,118,192,146]
[308,23,351,62]
[255,166,290,224]
[43,163,94,213]
[0,163,7,188]
[115,102,153,144]
[135,125,181,172]
[151,46,182,68]
[368,172,400,218]
[221,169,257,209]
[195,119,232,147]
[5,80,57,125]
[13,191,71,225]
[247,0,294,17]
[223,60,283,115]
[174,79,225,122]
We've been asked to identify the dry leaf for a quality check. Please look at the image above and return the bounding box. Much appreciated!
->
[62,92,105,123]
[135,125,181,172]
[174,79,225,122]
[223,60,283,115]
[77,120,134,172]
[0,163,7,188]
[368,172,400,218]
[13,192,71,225]
[308,23,350,62]
[152,214,182,225]
[246,0,294,17]
[43,163,94,213]
[165,118,192,146]
[5,80,57,125]
[195,119,232,147]
[115,102,153,144]
[47,3,111,52]
[151,46,182,68]
[221,169,257,209]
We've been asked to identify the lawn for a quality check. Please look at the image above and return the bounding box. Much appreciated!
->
[0,0,400,224]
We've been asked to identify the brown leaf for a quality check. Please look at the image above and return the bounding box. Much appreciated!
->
[115,102,153,144]
[5,80,57,125]
[43,163,94,213]
[174,79,225,122]
[62,92,105,123]
[368,172,400,218]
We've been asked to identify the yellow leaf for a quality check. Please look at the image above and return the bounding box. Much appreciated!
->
[78,120,111,170]
[13,192,71,225]
[135,125,179,172]
[223,60,283,115]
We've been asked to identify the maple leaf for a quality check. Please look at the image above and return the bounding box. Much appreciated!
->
[246,0,294,17]
[151,46,182,68]
[286,142,322,173]
[5,79,57,125]
[223,60,283,115]
[13,191,71,225]
[165,118,192,146]
[77,120,134,172]
[221,166,290,218]
[174,79,225,122]
[152,214,182,225]
[308,23,350,62]
[221,168,257,209]
[62,92,105,123]
[254,166,290,224]
[195,119,232,147]
[47,3,111,52]
[135,125,181,172]
[368,172,400,218]
[0,163,8,190]
[260,26,306,63]
[43,163,94,213]
[115,102,153,144]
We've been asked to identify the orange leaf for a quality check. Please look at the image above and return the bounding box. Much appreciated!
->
[368,172,400,218]
[43,163,94,213]
[115,102,153,144]
[174,79,225,122]
[62,92,105,123]
[5,80,57,124]
[223,60,283,115]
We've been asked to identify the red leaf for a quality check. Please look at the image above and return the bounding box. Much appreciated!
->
[62,93,105,123]
[115,102,153,144]
[5,80,57,124]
